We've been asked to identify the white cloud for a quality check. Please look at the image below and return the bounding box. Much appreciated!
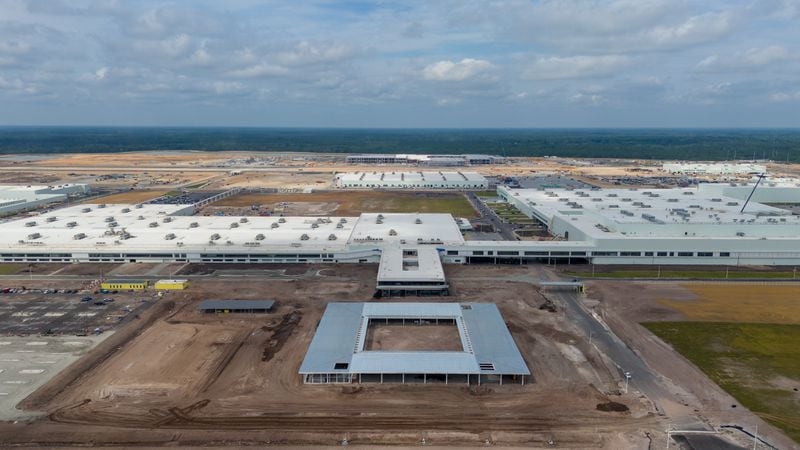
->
[422,58,493,81]
[228,63,289,78]
[696,45,792,71]
[768,91,800,102]
[524,55,631,80]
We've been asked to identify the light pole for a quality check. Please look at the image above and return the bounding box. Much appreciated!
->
[623,371,631,394]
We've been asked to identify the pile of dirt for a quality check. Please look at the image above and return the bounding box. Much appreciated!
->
[596,401,629,412]
[261,311,302,362]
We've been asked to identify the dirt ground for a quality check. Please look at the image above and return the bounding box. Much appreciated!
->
[85,189,172,204]
[210,191,478,217]
[586,281,800,450]
[365,322,463,351]
[1,265,659,448]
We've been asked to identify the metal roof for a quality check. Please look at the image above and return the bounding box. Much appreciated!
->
[299,302,529,375]
[198,300,275,311]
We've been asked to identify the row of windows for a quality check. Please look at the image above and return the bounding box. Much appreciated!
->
[595,251,731,258]
[448,250,587,257]
[446,250,733,258]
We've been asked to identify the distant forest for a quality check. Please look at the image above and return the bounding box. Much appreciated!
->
[0,127,798,162]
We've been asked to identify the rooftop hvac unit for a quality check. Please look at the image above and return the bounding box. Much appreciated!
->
[300,233,310,241]
[336,222,343,229]
[339,218,347,223]
[137,215,145,220]
[105,216,115,222]
[25,221,36,227]
[67,221,78,228]
[135,204,143,209]
[97,204,106,209]
[73,233,86,240]
[165,233,176,240]
[271,222,279,228]
[389,229,397,236]
[149,222,159,228]
[311,223,319,228]
[415,218,422,224]
[163,217,172,223]
[46,216,57,222]
[81,207,91,213]
[230,222,239,228]
[376,218,383,224]
[736,231,745,236]
[278,217,286,223]
[210,233,221,240]
[255,233,265,240]
[328,234,337,240]
[240,217,248,223]
[107,221,118,227]
[177,242,184,247]
[189,222,199,228]
[121,208,130,213]
[27,232,41,240]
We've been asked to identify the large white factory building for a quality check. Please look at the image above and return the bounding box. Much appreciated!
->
[1,179,799,267]
[334,171,488,189]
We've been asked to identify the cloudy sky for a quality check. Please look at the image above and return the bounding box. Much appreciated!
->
[0,0,798,127]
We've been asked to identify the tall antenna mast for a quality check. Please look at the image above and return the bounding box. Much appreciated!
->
[740,173,766,214]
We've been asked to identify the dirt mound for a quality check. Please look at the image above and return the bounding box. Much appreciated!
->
[596,401,629,412]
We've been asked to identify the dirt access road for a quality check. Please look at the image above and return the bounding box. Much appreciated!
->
[2,265,659,448]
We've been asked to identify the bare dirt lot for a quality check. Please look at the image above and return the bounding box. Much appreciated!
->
[209,190,478,218]
[365,322,463,351]
[0,265,658,448]
[85,189,172,204]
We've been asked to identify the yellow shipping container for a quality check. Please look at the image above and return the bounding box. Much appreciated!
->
[154,279,189,290]
[101,280,148,291]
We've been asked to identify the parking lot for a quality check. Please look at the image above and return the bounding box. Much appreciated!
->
[0,335,105,420]
[0,291,153,336]
[516,175,594,189]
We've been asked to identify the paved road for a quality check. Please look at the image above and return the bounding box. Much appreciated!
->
[465,192,518,241]
[452,271,674,413]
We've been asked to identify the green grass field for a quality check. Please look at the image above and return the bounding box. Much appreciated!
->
[0,264,24,275]
[474,190,498,198]
[645,322,800,442]
[565,269,798,279]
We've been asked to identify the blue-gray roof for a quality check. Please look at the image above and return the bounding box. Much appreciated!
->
[198,300,275,311]
[299,302,529,376]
